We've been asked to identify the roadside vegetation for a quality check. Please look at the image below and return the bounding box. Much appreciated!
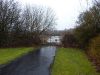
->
[61,0,100,72]
[88,35,100,71]
[0,47,33,64]
[0,0,56,47]
[52,48,100,75]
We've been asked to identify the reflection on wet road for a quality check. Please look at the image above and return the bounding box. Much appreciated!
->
[0,46,56,75]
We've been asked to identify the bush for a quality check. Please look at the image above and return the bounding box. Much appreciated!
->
[62,32,78,48]
[88,35,100,66]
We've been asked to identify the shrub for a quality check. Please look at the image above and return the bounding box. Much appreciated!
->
[62,32,78,48]
[88,35,100,66]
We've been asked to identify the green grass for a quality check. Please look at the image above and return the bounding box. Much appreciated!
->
[52,48,100,75]
[0,47,34,64]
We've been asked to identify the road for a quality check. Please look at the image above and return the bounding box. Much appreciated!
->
[0,46,56,75]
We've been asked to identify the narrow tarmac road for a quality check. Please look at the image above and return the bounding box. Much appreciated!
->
[0,46,56,75]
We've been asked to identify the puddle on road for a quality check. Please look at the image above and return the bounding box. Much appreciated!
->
[0,46,56,75]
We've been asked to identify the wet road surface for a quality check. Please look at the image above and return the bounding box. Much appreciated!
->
[0,46,56,75]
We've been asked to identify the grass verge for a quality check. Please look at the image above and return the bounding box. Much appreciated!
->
[51,48,100,75]
[0,47,34,64]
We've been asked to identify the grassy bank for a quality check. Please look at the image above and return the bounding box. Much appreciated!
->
[0,47,34,64]
[51,48,100,75]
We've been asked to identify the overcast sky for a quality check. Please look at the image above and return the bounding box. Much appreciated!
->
[17,0,93,30]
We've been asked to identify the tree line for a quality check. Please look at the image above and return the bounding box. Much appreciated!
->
[62,0,100,49]
[0,0,56,47]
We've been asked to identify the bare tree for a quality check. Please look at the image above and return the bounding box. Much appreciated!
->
[22,6,56,45]
[0,0,21,47]
[22,6,56,33]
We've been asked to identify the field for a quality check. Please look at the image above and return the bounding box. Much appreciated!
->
[51,48,100,75]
